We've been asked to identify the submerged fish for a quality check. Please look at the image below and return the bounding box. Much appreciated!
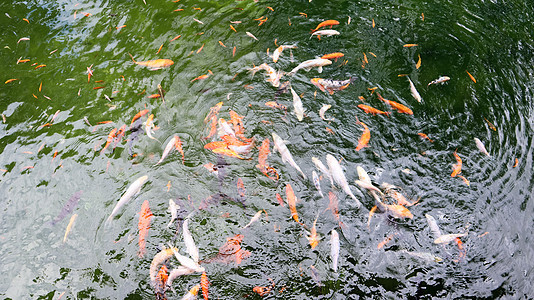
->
[428,76,450,86]
[287,58,332,76]
[311,20,340,32]
[249,63,283,87]
[290,86,304,121]
[49,190,83,226]
[319,104,334,121]
[106,175,148,224]
[182,216,200,263]
[156,135,179,165]
[326,154,361,208]
[286,183,300,223]
[138,200,153,258]
[272,132,306,179]
[312,171,324,197]
[474,137,490,156]
[167,199,180,228]
[397,250,443,262]
[434,233,467,244]
[272,45,297,63]
[312,157,333,185]
[129,53,174,69]
[311,78,355,95]
[242,210,262,229]
[425,214,442,240]
[407,76,422,102]
[330,229,340,272]
[310,29,340,39]
[63,214,77,243]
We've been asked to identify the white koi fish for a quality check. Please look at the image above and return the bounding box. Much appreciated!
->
[428,76,450,86]
[217,118,236,138]
[106,175,148,224]
[474,138,490,156]
[310,29,340,39]
[287,58,332,76]
[397,250,443,262]
[167,199,180,228]
[326,154,361,208]
[354,180,384,198]
[272,132,307,179]
[246,31,258,41]
[330,229,340,272]
[242,210,262,229]
[311,78,356,95]
[272,45,297,63]
[166,267,196,291]
[249,63,283,87]
[312,157,333,185]
[319,104,334,121]
[312,171,324,197]
[182,217,200,263]
[434,233,467,244]
[425,214,442,240]
[156,135,178,165]
[407,76,422,102]
[170,245,204,273]
[290,86,304,121]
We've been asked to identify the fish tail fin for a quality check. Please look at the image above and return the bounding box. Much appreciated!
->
[128,52,136,63]
[386,111,391,118]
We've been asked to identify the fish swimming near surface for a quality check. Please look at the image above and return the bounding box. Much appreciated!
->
[167,199,180,229]
[285,183,300,223]
[310,29,340,40]
[49,190,83,226]
[154,265,169,300]
[306,215,321,249]
[355,121,370,151]
[425,214,442,240]
[407,76,422,102]
[179,284,200,300]
[290,86,305,121]
[155,135,179,165]
[357,104,390,116]
[312,171,324,197]
[182,216,200,263]
[287,58,332,76]
[249,63,284,87]
[319,104,334,121]
[474,138,490,156]
[312,157,333,185]
[272,132,307,179]
[201,234,251,265]
[451,150,462,177]
[63,214,77,243]
[330,229,340,272]
[128,53,174,69]
[311,20,340,32]
[376,92,413,115]
[374,198,413,219]
[138,200,153,258]
[106,175,148,224]
[272,45,297,63]
[428,76,450,86]
[311,78,356,95]
[434,233,467,244]
[326,154,362,208]
[150,247,178,286]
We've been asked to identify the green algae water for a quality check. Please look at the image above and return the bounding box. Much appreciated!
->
[1,0,533,298]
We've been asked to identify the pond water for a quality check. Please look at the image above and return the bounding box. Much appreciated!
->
[1,0,533,299]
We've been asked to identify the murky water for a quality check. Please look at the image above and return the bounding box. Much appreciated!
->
[1,0,533,299]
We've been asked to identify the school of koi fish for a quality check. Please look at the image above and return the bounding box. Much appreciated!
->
[4,2,512,299]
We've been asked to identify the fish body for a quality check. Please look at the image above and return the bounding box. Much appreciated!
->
[171,247,204,272]
[311,20,340,32]
[287,58,332,76]
[355,121,370,151]
[474,138,490,156]
[217,118,236,138]
[306,216,320,249]
[321,52,344,61]
[312,171,324,197]
[106,175,148,223]
[201,272,209,300]
[375,199,413,219]
[150,248,177,285]
[273,45,297,62]
[50,190,83,226]
[310,29,340,39]
[290,86,304,121]
[131,109,150,125]
[249,63,283,87]
[357,104,390,116]
[425,214,442,240]
[319,104,334,121]
[236,178,247,207]
[166,267,195,291]
[428,76,450,86]
[156,135,178,165]
[246,31,258,41]
[397,250,443,262]
[326,154,361,208]
[167,199,180,228]
[242,210,262,229]
[407,76,422,102]
[434,233,467,244]
[354,180,384,197]
[63,214,77,243]
[311,78,355,95]
[451,151,462,177]
[145,114,160,142]
[312,157,333,185]
[129,53,174,69]
[285,183,300,223]
[330,229,340,271]
[272,132,306,179]
[376,92,413,115]
[182,217,200,263]
[138,200,153,258]
[154,265,169,300]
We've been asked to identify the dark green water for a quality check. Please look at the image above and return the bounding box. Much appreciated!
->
[1,0,533,299]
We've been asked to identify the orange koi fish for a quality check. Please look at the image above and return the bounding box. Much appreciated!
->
[191,74,209,82]
[306,215,320,249]
[418,132,434,142]
[5,78,18,84]
[154,265,168,300]
[451,150,462,177]
[403,44,418,47]
[204,141,228,150]
[357,104,390,116]
[377,233,397,249]
[131,109,150,125]
[201,272,209,300]
[276,193,285,206]
[211,147,244,159]
[321,52,344,61]
[466,70,476,83]
[205,115,218,140]
[285,183,299,223]
[311,20,340,32]
[416,54,421,69]
[112,124,128,150]
[175,136,184,164]
[376,199,413,219]
[257,138,270,167]
[128,53,174,69]
[138,200,153,258]
[355,121,370,151]
[265,101,287,110]
[203,234,251,265]
[376,92,413,115]
[101,128,118,154]
[204,102,223,124]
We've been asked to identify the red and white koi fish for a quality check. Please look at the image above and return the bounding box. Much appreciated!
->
[287,58,332,76]
[249,63,283,87]
[150,247,178,286]
[310,29,340,40]
[106,175,148,223]
[272,45,297,63]
[272,132,306,179]
[326,154,361,208]
[428,76,450,86]
[311,78,355,95]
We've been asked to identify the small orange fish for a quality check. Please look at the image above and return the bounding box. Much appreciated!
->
[201,272,209,300]
[147,93,161,99]
[416,54,421,69]
[355,121,370,151]
[34,64,46,69]
[285,183,299,223]
[311,20,340,32]
[219,41,226,47]
[306,216,320,249]
[276,193,285,206]
[5,79,18,84]
[367,205,378,227]
[197,43,205,54]
[377,233,397,249]
[403,44,418,47]
[321,52,344,62]
[418,132,434,142]
[175,136,184,164]
[484,118,497,131]
[257,138,270,167]
[233,46,236,57]
[513,158,519,168]
[128,53,174,69]
[357,104,390,116]
[451,150,462,177]
[93,86,105,90]
[230,24,237,32]
[458,175,470,186]
[101,128,118,154]
[376,92,413,115]
[466,70,476,83]
[170,35,181,42]
[138,200,153,258]
[191,74,209,82]
[131,109,150,124]
[17,59,30,64]
[205,115,218,139]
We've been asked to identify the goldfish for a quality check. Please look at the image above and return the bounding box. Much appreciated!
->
[100,128,118,154]
[319,104,334,121]
[204,102,223,124]
[418,133,434,142]
[434,233,467,244]
[131,109,150,125]
[376,92,413,115]
[287,58,332,76]
[330,229,340,272]
[180,284,200,300]
[249,63,283,87]
[285,183,300,223]
[326,154,361,208]
[403,43,418,47]
[375,198,413,219]
[242,210,262,229]
[416,54,421,69]
[321,52,344,61]
[272,45,297,63]
[355,121,370,151]
[154,265,169,300]
[451,150,462,177]
[310,29,340,40]
[265,101,287,110]
[106,175,148,224]
[257,138,270,167]
[272,132,306,179]
[212,147,244,159]
[312,171,324,197]
[204,141,228,151]
[377,233,397,249]
[155,135,179,165]
[428,76,450,86]
[474,138,490,156]
[63,214,77,243]
[290,86,304,121]
[128,53,174,69]
[357,104,390,116]
[407,76,422,102]
[138,200,153,258]
[311,78,355,95]
[311,20,340,32]
[5,78,18,84]
[306,215,320,249]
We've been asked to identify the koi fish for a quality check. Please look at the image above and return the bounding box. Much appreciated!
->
[311,78,355,95]
[272,132,306,179]
[202,234,250,265]
[354,180,384,198]
[49,190,83,226]
[167,199,180,228]
[326,191,343,227]
[106,175,149,224]
[101,128,118,154]
[376,92,413,115]
[326,154,361,208]
[312,157,333,185]
[204,102,223,124]
[180,284,200,300]
[330,229,340,272]
[286,183,300,223]
[138,200,153,258]
[397,250,443,263]
[290,86,304,121]
[175,136,185,164]
[312,171,324,197]
[265,101,287,110]
[131,109,150,125]
[375,198,413,219]
[418,133,434,142]
[310,29,340,40]
[434,233,467,244]
[474,138,490,156]
[212,147,244,159]
[407,76,422,102]
[200,272,209,300]
[129,53,174,69]
[154,265,169,300]
[242,210,262,229]
[425,214,442,240]
[150,248,178,285]
[287,58,332,76]
[63,214,77,243]
[355,121,370,151]
[357,104,390,116]
[311,20,340,32]
[182,217,200,263]
[319,104,334,121]
[451,150,462,177]
[276,193,285,206]
[145,114,161,143]
[155,135,179,165]
[428,76,450,86]
[321,52,344,61]
[236,178,247,207]
[246,31,259,41]
[272,45,297,63]
[249,63,283,87]
[306,215,320,249]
